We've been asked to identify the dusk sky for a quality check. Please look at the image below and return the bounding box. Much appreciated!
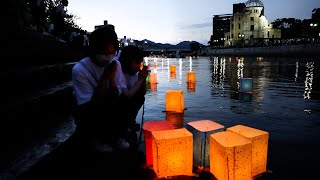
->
[67,0,320,45]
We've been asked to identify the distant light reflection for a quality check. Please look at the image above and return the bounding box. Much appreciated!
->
[220,57,226,90]
[179,58,182,84]
[304,62,314,99]
[295,61,299,82]
[237,58,244,90]
[189,57,192,72]
[167,58,170,81]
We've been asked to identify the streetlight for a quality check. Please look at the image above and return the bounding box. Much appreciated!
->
[310,23,318,42]
[238,34,244,46]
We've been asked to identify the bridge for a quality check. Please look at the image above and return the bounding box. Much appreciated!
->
[142,48,190,52]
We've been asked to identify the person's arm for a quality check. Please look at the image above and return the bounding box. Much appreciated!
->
[121,67,148,99]
[91,60,118,102]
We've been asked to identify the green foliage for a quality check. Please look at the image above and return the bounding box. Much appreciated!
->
[270,8,320,40]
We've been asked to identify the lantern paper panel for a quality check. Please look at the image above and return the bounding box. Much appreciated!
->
[210,131,252,180]
[153,61,157,69]
[227,125,269,176]
[165,90,184,113]
[186,120,224,168]
[146,73,150,83]
[170,65,176,73]
[152,128,193,178]
[143,120,174,167]
[149,72,157,84]
[166,112,184,129]
[239,78,253,93]
[186,72,196,83]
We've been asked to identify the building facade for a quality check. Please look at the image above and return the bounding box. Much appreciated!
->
[212,0,281,47]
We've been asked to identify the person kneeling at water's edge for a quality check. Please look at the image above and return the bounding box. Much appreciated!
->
[71,26,148,153]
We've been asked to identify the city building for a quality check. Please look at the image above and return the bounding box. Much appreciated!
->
[211,0,281,47]
[94,20,115,31]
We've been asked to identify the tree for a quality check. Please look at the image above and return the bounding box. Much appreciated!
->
[272,18,304,39]
[312,8,320,21]
[46,0,80,31]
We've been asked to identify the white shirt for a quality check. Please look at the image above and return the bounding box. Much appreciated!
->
[72,57,126,105]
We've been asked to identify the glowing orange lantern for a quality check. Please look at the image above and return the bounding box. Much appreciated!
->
[143,120,174,167]
[170,65,176,73]
[153,61,157,69]
[186,71,196,83]
[186,120,224,168]
[227,125,269,176]
[166,111,184,129]
[210,131,252,180]
[166,90,184,113]
[152,128,193,178]
[149,72,157,84]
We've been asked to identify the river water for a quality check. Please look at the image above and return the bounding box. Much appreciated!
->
[138,56,320,179]
[2,56,320,179]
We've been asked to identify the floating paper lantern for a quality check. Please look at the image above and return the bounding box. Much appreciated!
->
[170,65,176,73]
[210,131,252,180]
[187,82,196,92]
[166,90,184,113]
[227,125,269,176]
[239,78,253,93]
[146,70,151,83]
[186,120,224,168]
[143,120,174,167]
[166,111,184,129]
[149,72,157,84]
[153,61,157,69]
[152,128,193,178]
[186,72,196,83]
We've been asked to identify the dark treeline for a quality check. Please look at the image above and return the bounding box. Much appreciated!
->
[271,8,320,40]
[4,0,84,68]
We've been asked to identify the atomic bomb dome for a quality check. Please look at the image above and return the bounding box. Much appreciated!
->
[245,0,264,7]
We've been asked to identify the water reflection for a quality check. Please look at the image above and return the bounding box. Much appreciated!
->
[304,62,314,99]
[237,57,244,91]
[295,61,299,82]
[179,58,182,84]
[166,112,184,129]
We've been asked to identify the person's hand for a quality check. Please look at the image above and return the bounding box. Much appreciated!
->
[102,61,117,80]
[138,66,149,80]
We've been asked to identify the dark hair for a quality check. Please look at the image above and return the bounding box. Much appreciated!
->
[88,25,118,56]
[119,45,143,74]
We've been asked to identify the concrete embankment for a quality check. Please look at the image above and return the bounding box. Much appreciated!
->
[206,43,320,57]
[0,62,76,179]
[1,29,83,179]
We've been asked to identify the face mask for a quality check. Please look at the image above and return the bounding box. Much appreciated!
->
[95,54,115,66]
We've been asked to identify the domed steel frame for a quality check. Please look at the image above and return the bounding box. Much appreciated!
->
[245,0,264,7]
